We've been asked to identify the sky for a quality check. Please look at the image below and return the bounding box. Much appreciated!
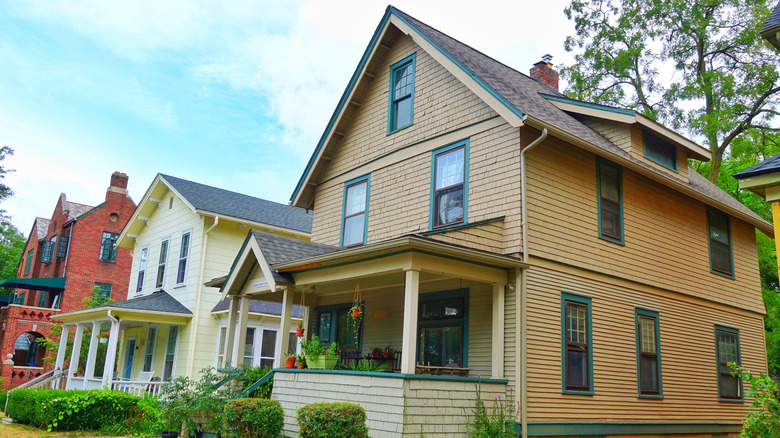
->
[0,0,576,237]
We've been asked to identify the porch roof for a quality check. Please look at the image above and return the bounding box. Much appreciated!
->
[0,276,66,291]
[56,290,192,324]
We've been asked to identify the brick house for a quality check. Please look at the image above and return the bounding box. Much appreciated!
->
[0,172,135,388]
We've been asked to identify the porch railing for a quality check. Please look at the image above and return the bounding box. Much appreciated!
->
[4,368,66,412]
[110,380,164,398]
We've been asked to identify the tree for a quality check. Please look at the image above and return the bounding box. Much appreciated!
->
[563,0,780,183]
[0,222,25,293]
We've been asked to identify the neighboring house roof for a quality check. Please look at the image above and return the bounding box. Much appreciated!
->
[762,1,780,50]
[734,153,780,179]
[160,174,312,234]
[289,6,772,236]
[68,201,94,220]
[34,218,50,240]
[96,290,192,315]
[211,297,304,318]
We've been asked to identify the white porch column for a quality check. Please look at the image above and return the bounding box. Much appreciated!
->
[492,283,505,379]
[102,317,121,388]
[401,269,420,374]
[231,296,250,367]
[275,288,294,368]
[82,321,101,389]
[223,297,239,367]
[52,324,70,388]
[68,324,85,378]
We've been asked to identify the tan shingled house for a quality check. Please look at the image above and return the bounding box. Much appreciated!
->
[217,6,771,437]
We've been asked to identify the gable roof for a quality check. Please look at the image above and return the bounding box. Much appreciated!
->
[290,5,772,236]
[160,174,312,234]
[97,290,192,314]
[34,217,50,240]
[734,153,780,180]
[211,297,304,318]
[68,202,94,220]
[763,1,780,50]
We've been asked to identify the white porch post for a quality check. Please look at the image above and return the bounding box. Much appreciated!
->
[223,297,239,367]
[275,288,294,368]
[68,324,85,378]
[83,321,101,389]
[102,318,121,388]
[52,324,70,388]
[401,269,420,374]
[492,283,505,379]
[231,297,250,367]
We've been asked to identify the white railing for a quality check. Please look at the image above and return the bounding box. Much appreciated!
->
[5,368,67,412]
[110,380,164,398]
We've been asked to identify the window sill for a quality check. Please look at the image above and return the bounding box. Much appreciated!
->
[644,155,678,173]
[562,389,594,396]
[710,269,735,280]
[173,284,187,289]
[718,397,744,403]
[386,122,413,136]
[598,234,625,246]
[638,394,663,399]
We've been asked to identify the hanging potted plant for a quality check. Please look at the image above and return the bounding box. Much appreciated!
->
[296,320,305,337]
[350,304,362,318]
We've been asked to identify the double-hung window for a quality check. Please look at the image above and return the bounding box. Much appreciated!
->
[418,290,468,367]
[24,250,33,275]
[715,325,742,401]
[217,327,227,368]
[597,158,623,244]
[41,237,56,263]
[388,54,416,133]
[94,282,112,299]
[431,141,468,229]
[635,308,662,397]
[341,176,369,247]
[99,232,119,261]
[176,231,191,285]
[163,325,179,380]
[143,325,157,372]
[136,246,149,294]
[156,238,169,290]
[643,131,677,171]
[56,234,69,258]
[707,208,734,277]
[562,292,593,394]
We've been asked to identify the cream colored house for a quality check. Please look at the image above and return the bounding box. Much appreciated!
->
[53,174,310,391]
[218,6,772,438]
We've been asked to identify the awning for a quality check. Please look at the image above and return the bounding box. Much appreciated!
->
[0,277,66,291]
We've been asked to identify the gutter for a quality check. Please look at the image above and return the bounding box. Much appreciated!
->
[519,128,547,438]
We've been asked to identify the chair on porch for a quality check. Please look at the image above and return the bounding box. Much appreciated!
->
[116,370,154,396]
[392,350,402,372]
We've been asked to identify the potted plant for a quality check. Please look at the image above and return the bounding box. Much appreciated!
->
[284,353,296,368]
[296,320,305,337]
[383,345,393,359]
[302,335,339,370]
[371,347,382,359]
[296,353,306,369]
[350,304,362,318]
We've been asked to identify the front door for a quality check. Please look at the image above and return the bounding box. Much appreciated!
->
[123,338,137,379]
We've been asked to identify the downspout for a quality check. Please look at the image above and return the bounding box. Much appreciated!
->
[519,127,547,438]
[186,215,219,377]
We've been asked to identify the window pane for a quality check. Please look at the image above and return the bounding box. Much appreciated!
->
[709,212,729,245]
[435,186,464,226]
[600,165,620,202]
[287,333,297,355]
[343,214,365,246]
[177,259,187,283]
[318,313,332,342]
[260,358,274,369]
[418,326,463,367]
[261,330,277,358]
[244,328,255,363]
[566,302,587,344]
[435,148,465,189]
[711,242,732,274]
[139,247,148,270]
[159,241,169,264]
[566,349,588,388]
[639,317,656,354]
[345,182,367,216]
[218,327,226,359]
[640,356,658,392]
[394,63,413,98]
[420,297,464,320]
[600,200,621,238]
[179,233,190,258]
[394,97,412,129]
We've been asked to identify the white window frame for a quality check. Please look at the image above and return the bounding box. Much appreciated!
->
[143,324,158,373]
[162,325,180,380]
[257,327,278,369]
[216,326,228,368]
[136,245,149,295]
[175,230,192,286]
[155,237,170,291]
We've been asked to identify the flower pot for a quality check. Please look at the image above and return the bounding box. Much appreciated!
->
[285,357,296,368]
[161,432,179,438]
[296,328,305,337]
[372,351,381,359]
[297,361,305,369]
[383,351,392,359]
[351,308,360,318]
[306,355,339,370]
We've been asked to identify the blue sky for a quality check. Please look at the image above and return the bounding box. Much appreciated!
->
[1,0,574,236]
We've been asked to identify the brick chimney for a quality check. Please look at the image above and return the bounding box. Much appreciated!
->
[530,54,559,92]
[107,171,129,197]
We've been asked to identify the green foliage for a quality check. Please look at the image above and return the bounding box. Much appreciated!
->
[338,359,387,372]
[221,365,274,399]
[563,0,779,182]
[223,398,284,438]
[0,221,24,294]
[732,365,780,437]
[301,335,325,359]
[465,383,518,438]
[325,342,338,356]
[159,368,242,434]
[83,284,114,308]
[296,402,368,438]
[5,388,156,434]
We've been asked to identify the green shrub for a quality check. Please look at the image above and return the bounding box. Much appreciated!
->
[296,402,368,438]
[223,398,284,438]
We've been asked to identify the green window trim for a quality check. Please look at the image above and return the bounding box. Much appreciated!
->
[715,324,743,402]
[417,289,469,368]
[315,303,364,351]
[99,232,119,262]
[429,139,469,231]
[596,157,624,245]
[561,291,594,395]
[635,308,663,398]
[339,174,371,248]
[40,241,53,264]
[706,207,734,279]
[387,53,416,134]
[642,131,678,172]
[95,282,112,299]
[24,249,33,275]
[56,235,69,258]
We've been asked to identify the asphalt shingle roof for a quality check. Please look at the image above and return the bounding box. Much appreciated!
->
[160,174,313,234]
[734,153,780,179]
[34,218,50,240]
[211,297,304,317]
[249,230,341,284]
[68,202,94,220]
[763,1,780,32]
[99,290,192,314]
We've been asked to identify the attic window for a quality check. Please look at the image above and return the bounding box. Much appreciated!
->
[643,132,677,171]
[388,54,416,134]
[169,197,174,209]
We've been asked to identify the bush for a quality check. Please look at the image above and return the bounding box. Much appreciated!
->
[223,398,284,438]
[296,402,368,438]
[5,388,155,433]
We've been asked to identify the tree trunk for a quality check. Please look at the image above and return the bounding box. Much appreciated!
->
[708,150,722,184]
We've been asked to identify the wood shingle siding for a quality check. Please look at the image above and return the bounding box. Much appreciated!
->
[525,262,765,422]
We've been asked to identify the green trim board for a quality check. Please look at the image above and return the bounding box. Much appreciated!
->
[634,307,663,398]
[387,53,416,134]
[516,421,742,436]
[714,324,744,402]
[340,174,371,247]
[419,216,504,236]
[642,131,678,172]
[706,206,735,279]
[429,139,469,231]
[560,291,594,395]
[596,157,625,245]
[272,367,508,384]
[540,94,636,116]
